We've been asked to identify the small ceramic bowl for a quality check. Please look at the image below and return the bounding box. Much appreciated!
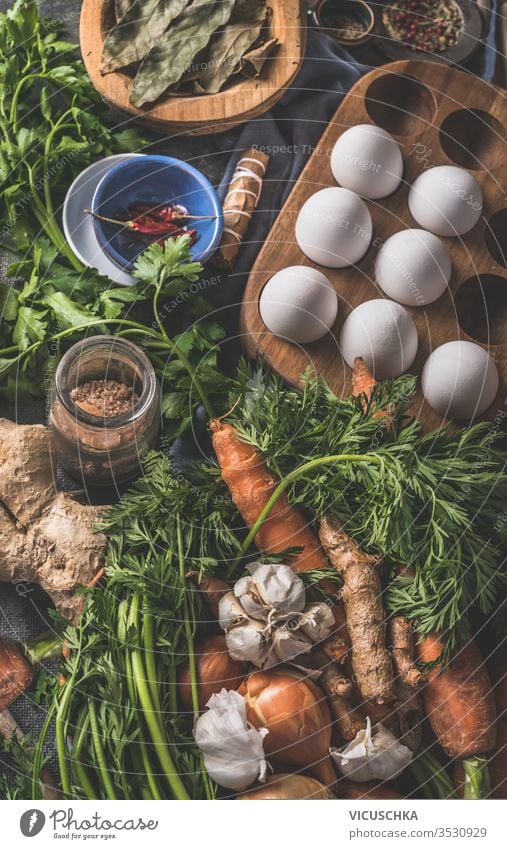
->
[91,154,223,271]
[311,0,375,46]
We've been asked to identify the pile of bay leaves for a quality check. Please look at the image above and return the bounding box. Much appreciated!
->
[101,0,278,106]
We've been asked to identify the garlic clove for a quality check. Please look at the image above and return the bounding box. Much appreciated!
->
[267,625,313,667]
[225,620,270,667]
[237,562,307,619]
[330,717,412,782]
[298,602,335,642]
[218,592,249,631]
[194,689,268,792]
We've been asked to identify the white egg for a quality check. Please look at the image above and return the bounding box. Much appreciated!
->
[375,229,451,307]
[408,166,483,237]
[295,187,372,268]
[331,124,403,199]
[421,340,499,419]
[259,265,338,344]
[339,299,418,379]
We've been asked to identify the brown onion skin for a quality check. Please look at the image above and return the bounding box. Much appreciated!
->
[237,773,334,800]
[337,778,401,800]
[178,635,247,713]
[238,666,336,786]
[0,640,33,711]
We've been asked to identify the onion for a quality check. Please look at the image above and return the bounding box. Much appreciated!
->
[338,777,401,799]
[238,666,336,786]
[237,773,334,800]
[178,635,247,713]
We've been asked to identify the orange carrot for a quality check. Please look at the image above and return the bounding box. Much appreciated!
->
[352,356,393,429]
[210,419,328,573]
[417,633,496,758]
[352,356,377,401]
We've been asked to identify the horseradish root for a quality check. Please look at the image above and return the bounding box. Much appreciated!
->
[390,616,426,688]
[0,419,107,618]
[319,514,395,704]
[390,615,424,752]
[317,658,366,742]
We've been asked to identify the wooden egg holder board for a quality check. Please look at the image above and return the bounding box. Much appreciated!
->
[240,60,507,430]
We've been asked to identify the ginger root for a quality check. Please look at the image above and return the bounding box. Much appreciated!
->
[0,419,106,618]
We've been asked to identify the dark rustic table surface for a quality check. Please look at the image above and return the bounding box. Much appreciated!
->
[0,0,504,788]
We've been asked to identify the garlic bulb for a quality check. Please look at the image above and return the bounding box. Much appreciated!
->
[234,562,306,618]
[194,689,268,791]
[330,717,412,782]
[218,562,334,669]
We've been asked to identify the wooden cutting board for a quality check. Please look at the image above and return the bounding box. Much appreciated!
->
[80,0,306,135]
[241,60,507,430]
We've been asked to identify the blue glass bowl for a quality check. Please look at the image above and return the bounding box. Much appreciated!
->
[91,155,223,271]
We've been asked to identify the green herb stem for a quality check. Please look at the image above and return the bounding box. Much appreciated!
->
[176,514,213,799]
[129,593,190,801]
[55,676,75,798]
[31,699,57,799]
[72,711,99,800]
[24,631,63,663]
[463,756,491,799]
[142,601,162,719]
[88,698,117,800]
[235,452,383,566]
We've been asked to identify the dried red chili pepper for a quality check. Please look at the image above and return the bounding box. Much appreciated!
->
[85,209,199,245]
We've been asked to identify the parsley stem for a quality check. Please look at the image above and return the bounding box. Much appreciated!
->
[153,282,214,419]
[235,452,383,567]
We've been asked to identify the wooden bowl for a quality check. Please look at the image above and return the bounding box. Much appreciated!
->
[80,0,307,136]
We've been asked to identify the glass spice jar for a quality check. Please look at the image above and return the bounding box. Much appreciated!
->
[49,336,160,486]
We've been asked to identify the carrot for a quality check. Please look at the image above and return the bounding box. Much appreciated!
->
[352,356,377,401]
[187,573,231,618]
[210,419,328,573]
[417,633,496,759]
[352,356,392,427]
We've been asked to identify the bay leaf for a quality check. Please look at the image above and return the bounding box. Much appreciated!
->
[239,36,278,77]
[194,0,267,94]
[101,0,191,73]
[130,0,237,107]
